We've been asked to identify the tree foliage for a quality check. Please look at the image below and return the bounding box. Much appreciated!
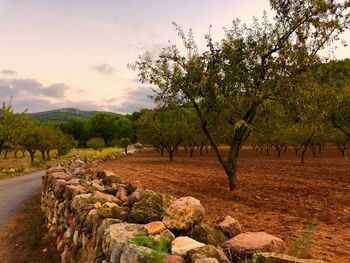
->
[132,0,350,189]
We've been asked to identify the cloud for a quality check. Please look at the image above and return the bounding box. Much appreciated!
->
[0,78,73,112]
[1,69,17,76]
[40,83,68,98]
[111,86,155,113]
[0,78,67,99]
[90,63,116,76]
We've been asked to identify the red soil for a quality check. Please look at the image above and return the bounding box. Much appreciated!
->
[99,146,350,262]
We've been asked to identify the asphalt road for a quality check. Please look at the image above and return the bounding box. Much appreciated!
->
[0,170,44,227]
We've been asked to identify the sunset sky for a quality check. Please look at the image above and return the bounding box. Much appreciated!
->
[1,0,349,113]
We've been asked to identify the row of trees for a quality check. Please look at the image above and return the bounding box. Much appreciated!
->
[0,104,77,163]
[132,0,350,190]
[53,113,136,148]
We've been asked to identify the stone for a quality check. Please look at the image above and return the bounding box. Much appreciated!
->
[116,186,129,201]
[100,170,122,186]
[97,202,124,220]
[132,193,175,223]
[216,216,242,238]
[53,179,69,199]
[164,255,186,263]
[128,190,142,202]
[95,219,122,258]
[190,223,227,246]
[64,184,86,200]
[160,229,175,240]
[120,244,160,263]
[71,191,118,212]
[171,236,206,257]
[125,180,142,193]
[194,259,219,263]
[144,221,166,235]
[71,193,94,212]
[252,252,323,263]
[84,209,100,231]
[223,232,287,260]
[91,191,118,204]
[163,197,205,231]
[102,223,145,258]
[186,245,230,263]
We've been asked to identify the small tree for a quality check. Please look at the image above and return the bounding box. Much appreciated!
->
[86,137,105,152]
[119,138,132,154]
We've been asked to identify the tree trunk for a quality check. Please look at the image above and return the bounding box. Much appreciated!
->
[301,141,310,164]
[4,150,8,160]
[225,167,237,191]
[22,150,25,158]
[199,143,204,155]
[190,146,195,158]
[46,150,51,161]
[124,146,128,154]
[168,149,174,161]
[266,146,270,156]
[293,144,301,155]
[30,151,35,164]
[40,150,46,161]
[160,147,164,156]
[276,147,281,159]
[14,151,18,158]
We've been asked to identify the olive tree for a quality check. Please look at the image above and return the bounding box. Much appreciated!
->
[132,0,350,190]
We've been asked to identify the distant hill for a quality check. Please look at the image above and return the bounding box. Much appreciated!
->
[28,108,115,122]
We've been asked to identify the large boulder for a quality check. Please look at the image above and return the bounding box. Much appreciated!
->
[252,252,323,263]
[163,197,205,231]
[190,223,227,246]
[186,245,230,263]
[102,223,145,260]
[120,244,161,263]
[95,219,121,258]
[215,216,242,238]
[171,236,206,256]
[131,193,175,223]
[224,232,287,260]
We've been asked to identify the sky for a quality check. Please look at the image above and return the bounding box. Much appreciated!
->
[0,0,349,113]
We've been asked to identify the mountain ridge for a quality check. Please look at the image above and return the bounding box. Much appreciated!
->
[28,108,116,122]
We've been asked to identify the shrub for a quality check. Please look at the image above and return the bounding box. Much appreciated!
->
[86,137,105,152]
[118,137,132,153]
[290,217,318,258]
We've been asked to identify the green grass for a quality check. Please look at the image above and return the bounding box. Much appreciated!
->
[63,147,122,159]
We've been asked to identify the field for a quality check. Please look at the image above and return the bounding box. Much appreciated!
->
[99,146,350,262]
[0,152,59,180]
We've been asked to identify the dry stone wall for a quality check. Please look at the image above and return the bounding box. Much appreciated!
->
[41,154,322,263]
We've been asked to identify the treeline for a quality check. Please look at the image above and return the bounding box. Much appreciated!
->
[51,112,138,149]
[0,104,77,163]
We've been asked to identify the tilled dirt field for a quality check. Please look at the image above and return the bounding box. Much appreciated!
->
[99,146,350,262]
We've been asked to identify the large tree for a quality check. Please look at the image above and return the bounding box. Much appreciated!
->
[133,0,350,190]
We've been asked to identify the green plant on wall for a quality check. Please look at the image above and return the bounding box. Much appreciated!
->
[131,233,172,262]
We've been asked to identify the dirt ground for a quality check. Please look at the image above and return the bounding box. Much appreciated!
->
[0,193,60,263]
[100,146,350,262]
